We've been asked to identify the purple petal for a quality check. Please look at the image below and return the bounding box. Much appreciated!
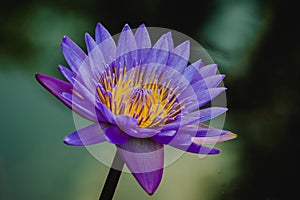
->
[157,110,203,132]
[171,142,220,154]
[116,115,159,138]
[183,87,227,111]
[153,32,173,51]
[150,131,176,144]
[134,127,160,137]
[64,123,108,146]
[132,169,163,195]
[118,138,164,194]
[115,115,139,136]
[144,49,169,66]
[198,107,228,122]
[116,24,138,69]
[85,33,97,53]
[117,24,137,57]
[61,36,87,73]
[181,124,231,137]
[95,23,116,65]
[36,74,101,121]
[135,24,151,49]
[183,59,205,84]
[167,41,190,73]
[60,92,99,122]
[195,127,231,137]
[36,74,97,121]
[71,77,95,103]
[192,132,237,144]
[199,64,218,77]
[173,41,190,60]
[58,65,76,84]
[151,131,191,145]
[191,74,225,92]
[104,125,131,145]
[84,33,105,77]
[197,87,227,107]
[95,22,112,44]
[96,100,116,124]
[63,78,105,122]
[36,73,72,107]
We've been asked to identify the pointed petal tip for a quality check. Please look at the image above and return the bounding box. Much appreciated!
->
[84,32,91,39]
[63,135,82,146]
[138,23,146,28]
[35,73,48,84]
[122,24,131,31]
[63,134,79,146]
[182,40,190,46]
[96,22,106,34]
[165,31,172,37]
[229,132,238,139]
[210,148,220,154]
[35,73,45,86]
[132,169,163,195]
[35,72,41,79]
[97,22,103,28]
[63,135,71,145]
[62,35,69,43]
[57,65,67,73]
[144,182,159,195]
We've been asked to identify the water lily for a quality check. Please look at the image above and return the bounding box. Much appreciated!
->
[36,23,237,195]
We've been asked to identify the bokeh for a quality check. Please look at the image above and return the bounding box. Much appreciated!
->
[1,0,298,199]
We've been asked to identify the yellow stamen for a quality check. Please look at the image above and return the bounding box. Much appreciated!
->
[98,66,182,128]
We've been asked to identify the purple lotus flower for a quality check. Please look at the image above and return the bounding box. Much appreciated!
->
[36,23,237,195]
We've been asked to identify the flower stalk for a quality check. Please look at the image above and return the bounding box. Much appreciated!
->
[99,150,124,200]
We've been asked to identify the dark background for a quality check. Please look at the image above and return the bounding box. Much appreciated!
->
[1,0,299,199]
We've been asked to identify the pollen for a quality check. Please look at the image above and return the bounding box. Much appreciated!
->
[97,65,182,127]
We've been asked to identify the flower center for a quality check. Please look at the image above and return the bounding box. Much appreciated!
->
[97,66,182,127]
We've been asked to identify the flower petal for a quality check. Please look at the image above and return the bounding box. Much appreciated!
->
[58,65,76,84]
[104,125,131,145]
[150,131,176,144]
[171,142,220,154]
[183,59,205,84]
[64,123,108,146]
[36,73,72,107]
[115,115,140,137]
[118,138,164,194]
[135,24,151,49]
[199,64,218,77]
[192,132,238,144]
[36,73,96,121]
[167,41,190,73]
[153,32,173,51]
[151,130,191,145]
[184,87,227,111]
[85,33,97,53]
[117,24,137,57]
[181,124,231,137]
[116,24,138,70]
[144,49,169,66]
[95,22,116,65]
[96,100,116,124]
[132,168,163,195]
[84,33,105,76]
[61,36,87,73]
[198,107,228,122]
[197,87,227,107]
[116,115,159,138]
[191,74,225,92]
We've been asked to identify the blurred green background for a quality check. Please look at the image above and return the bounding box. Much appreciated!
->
[1,0,298,199]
